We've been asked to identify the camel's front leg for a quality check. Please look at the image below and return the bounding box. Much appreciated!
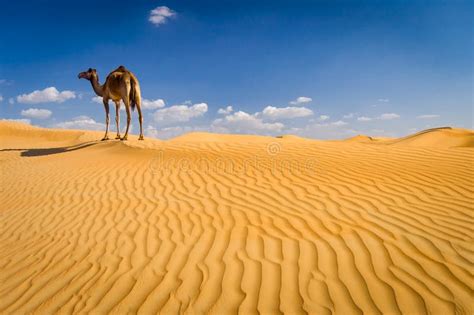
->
[114,101,121,139]
[121,104,131,141]
[102,100,110,141]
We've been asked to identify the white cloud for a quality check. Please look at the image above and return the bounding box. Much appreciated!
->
[356,113,400,121]
[154,102,208,123]
[145,125,160,138]
[379,113,400,120]
[299,121,356,139]
[330,120,348,126]
[146,125,213,139]
[146,125,186,139]
[54,116,105,131]
[357,116,373,122]
[8,98,15,105]
[0,95,3,102]
[218,105,233,115]
[378,98,389,102]
[318,115,330,121]
[92,96,103,104]
[21,108,52,119]
[343,113,355,119]
[212,111,284,133]
[149,6,176,26]
[290,96,312,105]
[417,114,440,119]
[1,118,31,125]
[262,106,313,120]
[142,98,165,109]
[17,87,76,104]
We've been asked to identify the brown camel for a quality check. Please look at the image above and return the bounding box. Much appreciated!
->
[78,66,144,140]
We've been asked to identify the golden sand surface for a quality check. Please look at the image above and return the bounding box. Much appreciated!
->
[0,121,473,314]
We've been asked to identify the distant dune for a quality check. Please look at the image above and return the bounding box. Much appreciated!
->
[384,127,474,147]
[343,127,474,148]
[1,121,473,314]
[343,135,394,143]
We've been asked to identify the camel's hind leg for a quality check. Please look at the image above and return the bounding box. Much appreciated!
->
[136,100,144,140]
[114,101,121,139]
[121,101,131,141]
[121,82,132,141]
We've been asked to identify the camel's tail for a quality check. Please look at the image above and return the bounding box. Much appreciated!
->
[129,77,138,111]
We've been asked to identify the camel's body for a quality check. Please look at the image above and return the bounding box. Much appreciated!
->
[78,66,144,140]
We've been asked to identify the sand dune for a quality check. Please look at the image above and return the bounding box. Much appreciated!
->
[0,121,473,314]
[385,127,474,148]
[343,135,393,143]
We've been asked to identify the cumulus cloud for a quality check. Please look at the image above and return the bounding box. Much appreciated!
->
[154,102,208,123]
[9,98,15,105]
[0,95,3,102]
[289,96,312,105]
[357,116,373,122]
[262,106,313,120]
[356,113,400,122]
[1,118,31,125]
[142,98,166,109]
[218,105,233,115]
[343,113,355,119]
[299,120,355,139]
[146,125,204,139]
[330,120,348,126]
[145,125,160,138]
[212,111,284,133]
[92,96,103,104]
[17,87,76,104]
[417,114,440,119]
[379,113,400,120]
[149,6,176,26]
[318,115,330,121]
[54,116,105,131]
[21,108,52,119]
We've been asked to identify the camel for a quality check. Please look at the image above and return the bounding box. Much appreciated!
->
[78,66,144,141]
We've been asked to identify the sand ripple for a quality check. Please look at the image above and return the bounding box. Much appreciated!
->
[0,122,473,314]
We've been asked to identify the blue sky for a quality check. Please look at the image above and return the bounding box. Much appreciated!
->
[0,0,472,139]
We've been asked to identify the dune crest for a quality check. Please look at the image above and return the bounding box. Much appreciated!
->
[0,122,473,314]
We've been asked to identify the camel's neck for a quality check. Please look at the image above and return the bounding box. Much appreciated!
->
[90,75,104,97]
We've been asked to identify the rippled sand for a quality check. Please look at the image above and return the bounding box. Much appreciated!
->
[1,122,473,314]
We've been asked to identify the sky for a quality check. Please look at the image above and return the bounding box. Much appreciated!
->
[0,0,472,139]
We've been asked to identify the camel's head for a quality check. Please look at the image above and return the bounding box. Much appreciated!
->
[78,68,97,81]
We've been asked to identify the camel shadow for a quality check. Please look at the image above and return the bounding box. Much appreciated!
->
[0,141,100,157]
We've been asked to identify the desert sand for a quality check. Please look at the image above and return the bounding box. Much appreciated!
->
[0,121,473,314]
